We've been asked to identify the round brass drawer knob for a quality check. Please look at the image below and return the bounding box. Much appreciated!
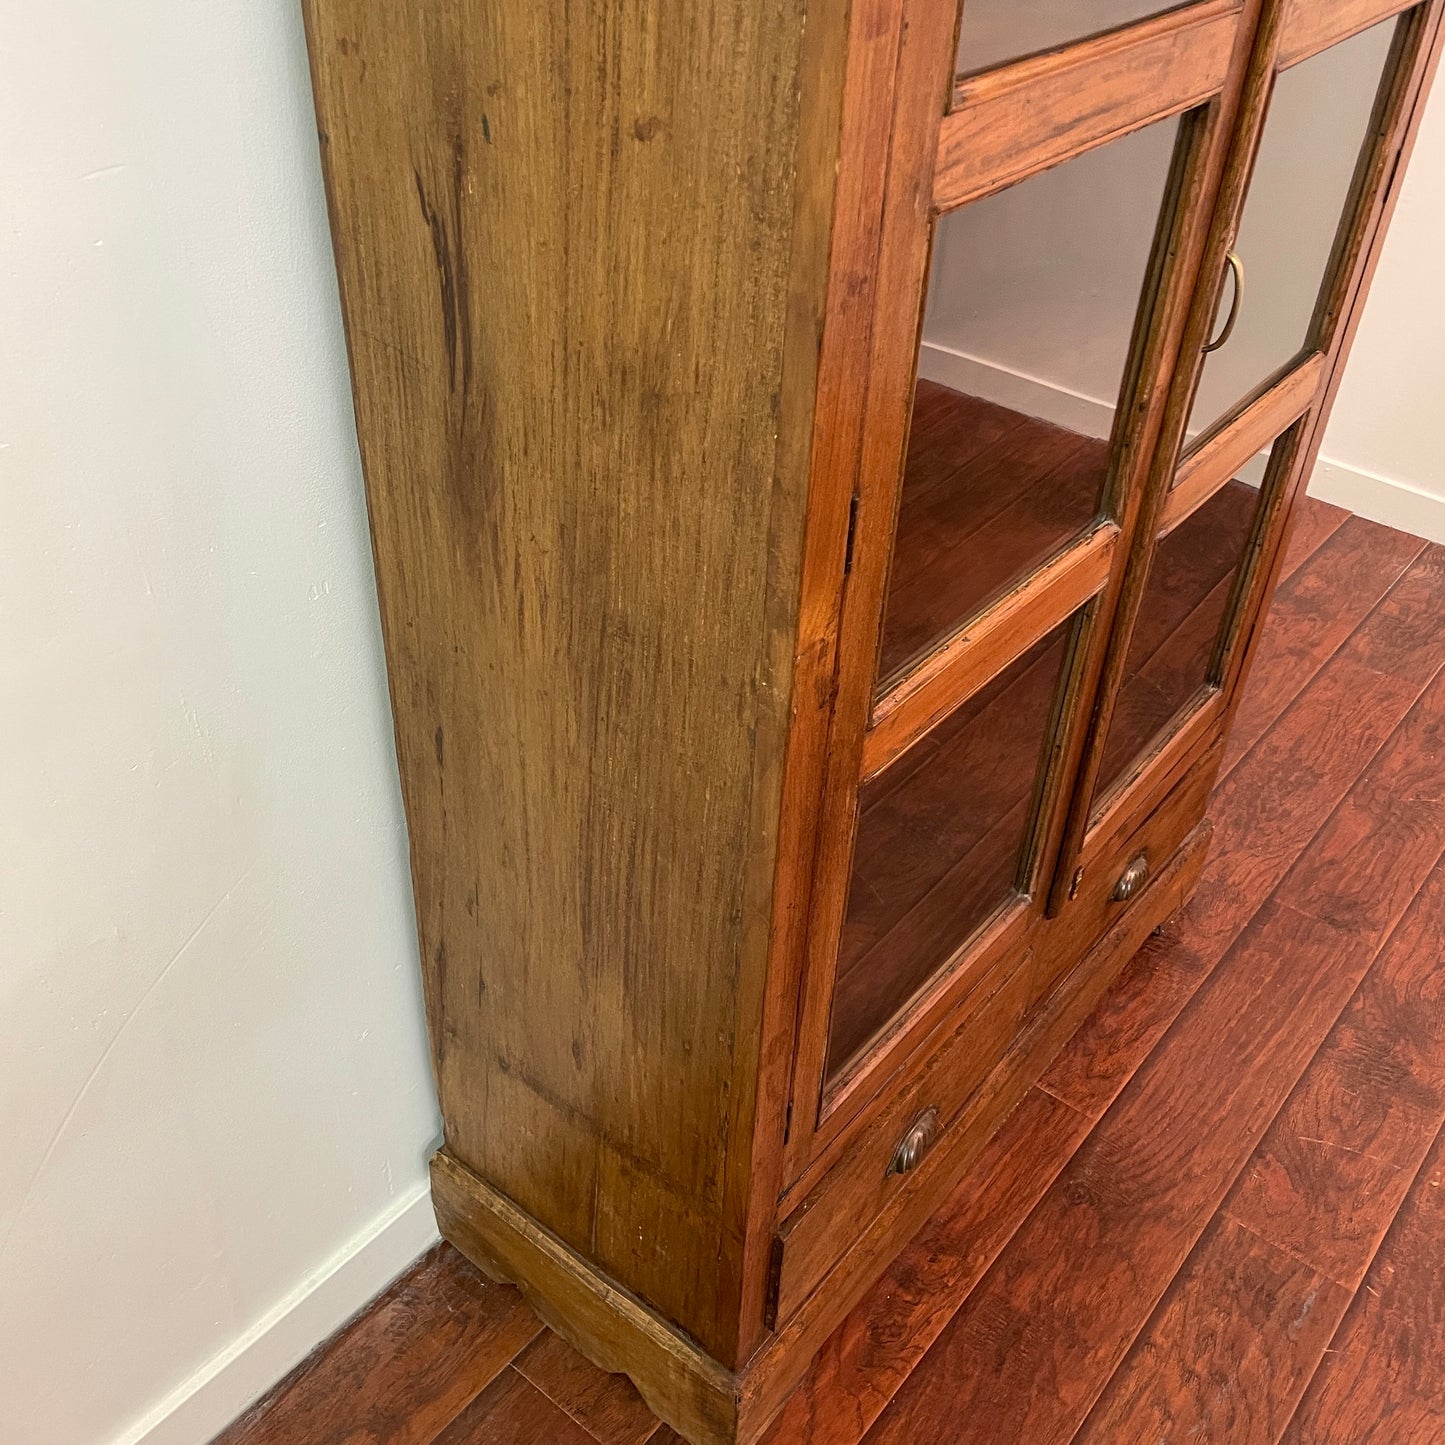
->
[1112,852,1150,903]
[890,1108,940,1176]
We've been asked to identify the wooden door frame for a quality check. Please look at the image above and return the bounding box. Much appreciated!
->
[770,0,1273,1193]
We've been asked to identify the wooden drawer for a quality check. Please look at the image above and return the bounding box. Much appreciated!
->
[1030,735,1223,1008]
[770,954,1030,1326]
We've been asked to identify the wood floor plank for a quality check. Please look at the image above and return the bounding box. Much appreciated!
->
[1040,545,1445,1120]
[1073,798,1445,1443]
[434,1366,597,1445]
[889,437,1102,662]
[833,621,1073,1066]
[1096,481,1258,790]
[881,418,1098,678]
[900,381,1027,503]
[1270,660,1445,939]
[1281,1125,1445,1444]
[212,1244,541,1445]
[1034,918,1206,1123]
[1224,516,1426,773]
[1344,544,1445,685]
[1074,1215,1352,1444]
[513,1330,661,1445]
[1274,495,1350,586]
[860,896,1382,1445]
[1046,543,1445,1115]
[760,1088,1093,1443]
[1227,850,1445,1288]
[206,490,1445,1445]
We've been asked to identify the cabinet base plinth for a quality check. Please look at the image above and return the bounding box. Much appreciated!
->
[431,1151,742,1445]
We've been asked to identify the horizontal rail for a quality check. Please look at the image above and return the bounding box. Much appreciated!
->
[863,523,1118,781]
[936,0,1241,213]
[1163,352,1323,534]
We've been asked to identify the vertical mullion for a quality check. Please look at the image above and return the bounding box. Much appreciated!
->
[1047,0,1280,909]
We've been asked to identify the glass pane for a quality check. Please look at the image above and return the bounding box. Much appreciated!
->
[1093,446,1279,803]
[828,615,1078,1080]
[957,0,1186,75]
[879,116,1180,691]
[1187,18,1399,444]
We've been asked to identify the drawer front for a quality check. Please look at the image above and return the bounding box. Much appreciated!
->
[1030,735,1222,1008]
[771,954,1030,1325]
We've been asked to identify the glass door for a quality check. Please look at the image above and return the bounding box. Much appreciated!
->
[835,113,1190,1083]
[785,0,1264,1167]
[1070,2,1430,839]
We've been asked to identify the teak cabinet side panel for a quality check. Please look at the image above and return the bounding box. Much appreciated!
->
[303,0,847,1362]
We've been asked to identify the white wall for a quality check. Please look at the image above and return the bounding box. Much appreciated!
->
[922,19,1445,541]
[0,4,441,1444]
[1315,76,1445,538]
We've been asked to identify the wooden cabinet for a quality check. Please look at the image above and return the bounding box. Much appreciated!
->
[303,1,1442,1440]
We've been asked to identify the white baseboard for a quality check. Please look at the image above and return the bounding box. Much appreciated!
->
[920,339,1445,543]
[1308,456,1445,544]
[917,340,1116,440]
[112,1183,439,1445]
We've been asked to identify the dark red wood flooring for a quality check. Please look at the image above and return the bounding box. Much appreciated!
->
[215,455,1445,1445]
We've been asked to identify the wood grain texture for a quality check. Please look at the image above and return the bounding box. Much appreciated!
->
[936,0,1240,211]
[1163,351,1323,535]
[1093,476,1259,796]
[302,0,1445,1427]
[864,892,1383,1445]
[1282,1125,1445,1444]
[875,393,1105,684]
[865,522,1114,780]
[1075,740,1445,1442]
[741,819,1213,1442]
[435,1367,597,1445]
[780,0,972,1177]
[514,1331,662,1445]
[1040,540,1443,1120]
[211,505,1445,1445]
[1280,0,1417,66]
[1075,1214,1351,1444]
[1272,495,1351,584]
[862,539,1445,1444]
[834,616,1074,1071]
[304,0,848,1362]
[761,1088,1093,1444]
[1228,845,1445,1287]
[431,1152,737,1445]
[1223,516,1426,770]
[212,1245,539,1445]
[776,961,1032,1320]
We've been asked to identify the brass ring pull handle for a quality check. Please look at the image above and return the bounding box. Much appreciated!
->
[1203,251,1244,354]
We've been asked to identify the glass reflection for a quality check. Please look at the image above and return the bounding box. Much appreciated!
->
[1093,450,1278,803]
[879,116,1180,690]
[957,0,1185,77]
[1187,19,1398,443]
[830,616,1077,1079]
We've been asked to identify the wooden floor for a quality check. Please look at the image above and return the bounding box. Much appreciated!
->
[216,493,1445,1444]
